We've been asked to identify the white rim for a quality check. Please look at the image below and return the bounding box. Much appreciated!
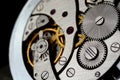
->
[9,0,40,80]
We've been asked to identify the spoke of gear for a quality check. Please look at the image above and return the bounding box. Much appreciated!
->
[81,2,119,40]
[77,40,107,70]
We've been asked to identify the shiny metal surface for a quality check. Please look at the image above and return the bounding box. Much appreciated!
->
[9,0,120,80]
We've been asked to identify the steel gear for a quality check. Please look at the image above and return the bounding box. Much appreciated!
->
[81,2,119,40]
[77,40,107,69]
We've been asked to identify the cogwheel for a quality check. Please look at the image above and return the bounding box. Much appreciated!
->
[77,40,107,70]
[81,2,119,40]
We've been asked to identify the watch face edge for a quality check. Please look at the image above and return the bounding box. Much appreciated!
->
[9,0,41,80]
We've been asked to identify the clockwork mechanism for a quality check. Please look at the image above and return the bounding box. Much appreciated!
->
[9,0,120,80]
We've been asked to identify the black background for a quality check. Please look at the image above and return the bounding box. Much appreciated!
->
[0,0,27,68]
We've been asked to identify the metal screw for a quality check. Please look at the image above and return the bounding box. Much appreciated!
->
[84,47,98,60]
[66,68,75,78]
[59,56,67,66]
[41,71,49,80]
[111,42,120,52]
[95,71,101,77]
[95,16,105,26]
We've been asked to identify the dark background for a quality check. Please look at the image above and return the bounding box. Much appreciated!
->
[0,0,27,79]
[0,0,27,68]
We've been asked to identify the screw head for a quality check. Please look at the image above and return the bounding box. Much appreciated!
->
[95,71,101,77]
[59,56,67,66]
[110,42,120,52]
[84,47,98,60]
[66,68,75,78]
[95,16,105,26]
[41,71,49,80]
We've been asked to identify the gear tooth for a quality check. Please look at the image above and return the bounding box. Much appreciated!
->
[116,9,120,30]
[103,1,114,6]
[86,65,89,69]
[90,66,93,69]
